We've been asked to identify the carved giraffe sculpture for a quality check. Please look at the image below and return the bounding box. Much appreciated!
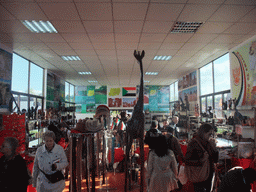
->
[124,50,145,192]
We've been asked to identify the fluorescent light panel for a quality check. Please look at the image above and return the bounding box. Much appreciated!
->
[61,56,81,61]
[145,72,158,75]
[78,72,91,75]
[153,55,172,61]
[88,80,97,83]
[170,22,203,33]
[144,80,150,83]
[22,20,57,33]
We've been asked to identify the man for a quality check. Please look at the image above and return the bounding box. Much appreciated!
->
[169,116,179,138]
[165,127,185,163]
[217,167,256,192]
[159,119,169,132]
[144,120,162,151]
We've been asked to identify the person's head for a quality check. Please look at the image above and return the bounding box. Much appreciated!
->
[57,123,65,131]
[151,120,158,129]
[197,123,214,141]
[154,135,168,157]
[243,168,256,184]
[167,127,174,135]
[1,137,19,158]
[172,116,179,124]
[43,130,56,151]
[163,120,169,127]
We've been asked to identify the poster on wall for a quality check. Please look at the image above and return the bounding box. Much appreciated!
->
[0,48,12,113]
[95,86,107,104]
[230,39,256,107]
[108,87,122,98]
[136,85,150,104]
[122,87,136,97]
[123,98,136,107]
[108,98,122,107]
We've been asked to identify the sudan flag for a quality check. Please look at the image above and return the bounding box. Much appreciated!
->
[122,87,136,97]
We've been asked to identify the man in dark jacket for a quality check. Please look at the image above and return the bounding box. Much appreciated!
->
[218,167,256,192]
[144,120,162,151]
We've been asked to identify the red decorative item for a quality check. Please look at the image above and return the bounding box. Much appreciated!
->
[134,145,149,164]
[108,147,125,163]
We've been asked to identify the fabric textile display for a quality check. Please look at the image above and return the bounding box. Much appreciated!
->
[185,139,210,183]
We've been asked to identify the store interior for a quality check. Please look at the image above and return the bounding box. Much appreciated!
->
[0,1,256,192]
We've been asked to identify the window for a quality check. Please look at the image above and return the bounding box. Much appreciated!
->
[65,82,70,102]
[200,63,213,95]
[170,84,174,102]
[20,95,28,111]
[213,54,230,93]
[170,81,178,102]
[12,53,29,93]
[70,84,74,102]
[199,53,230,113]
[30,63,43,96]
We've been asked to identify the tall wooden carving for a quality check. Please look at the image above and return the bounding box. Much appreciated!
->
[125,50,145,192]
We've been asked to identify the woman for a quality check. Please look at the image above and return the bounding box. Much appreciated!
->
[0,137,30,192]
[146,135,179,192]
[32,130,68,192]
[185,123,219,192]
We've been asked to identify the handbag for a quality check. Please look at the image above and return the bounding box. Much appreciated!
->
[39,168,64,183]
[185,138,210,183]
[178,164,188,185]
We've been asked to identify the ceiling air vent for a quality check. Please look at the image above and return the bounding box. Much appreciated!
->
[170,22,203,33]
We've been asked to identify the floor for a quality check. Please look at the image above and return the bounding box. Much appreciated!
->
[63,170,195,192]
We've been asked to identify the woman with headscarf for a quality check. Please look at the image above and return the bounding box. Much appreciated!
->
[0,137,31,192]
[185,123,219,192]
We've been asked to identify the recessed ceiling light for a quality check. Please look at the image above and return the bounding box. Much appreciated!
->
[78,72,91,75]
[153,55,172,61]
[61,56,81,61]
[22,20,58,33]
[170,22,203,33]
[88,80,97,83]
[144,80,150,83]
[145,72,158,75]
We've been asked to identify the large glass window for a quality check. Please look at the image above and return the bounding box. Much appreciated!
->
[30,63,43,96]
[65,82,70,102]
[213,54,230,93]
[12,53,29,93]
[20,95,28,111]
[170,84,174,102]
[170,81,178,102]
[200,63,213,95]
[70,84,74,102]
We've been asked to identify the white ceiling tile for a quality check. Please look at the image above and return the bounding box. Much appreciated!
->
[75,50,97,56]
[238,8,256,23]
[51,21,85,33]
[180,43,206,51]
[164,33,194,43]
[175,50,199,57]
[69,42,94,49]
[39,3,80,20]
[45,42,72,50]
[223,23,256,34]
[66,60,85,65]
[143,21,174,33]
[83,21,113,33]
[156,49,178,56]
[34,33,66,43]
[178,4,219,22]
[113,2,148,20]
[11,33,42,43]
[159,42,184,50]
[208,5,254,22]
[93,43,115,49]
[187,0,225,4]
[2,2,48,20]
[88,33,115,43]
[224,0,256,5]
[33,49,58,58]
[232,35,254,44]
[0,5,16,20]
[76,2,112,20]
[187,34,219,43]
[211,34,245,44]
[0,33,12,43]
[117,50,136,56]
[61,33,90,43]
[53,49,76,55]
[140,33,167,43]
[197,22,234,34]
[115,33,140,42]
[96,50,116,56]
[138,43,161,50]
[146,3,184,21]
[0,20,30,33]
[21,43,49,51]
[114,21,144,32]
[116,42,138,49]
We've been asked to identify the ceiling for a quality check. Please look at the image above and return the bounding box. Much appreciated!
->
[0,0,255,87]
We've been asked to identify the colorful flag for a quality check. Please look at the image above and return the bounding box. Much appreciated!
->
[122,87,136,97]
